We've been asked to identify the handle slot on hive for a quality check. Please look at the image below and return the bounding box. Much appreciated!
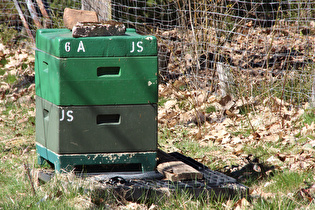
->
[42,61,48,72]
[97,114,120,125]
[97,67,120,76]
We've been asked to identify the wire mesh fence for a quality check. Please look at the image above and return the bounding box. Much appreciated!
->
[1,0,315,107]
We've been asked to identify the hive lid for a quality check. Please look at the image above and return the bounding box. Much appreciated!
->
[35,28,157,58]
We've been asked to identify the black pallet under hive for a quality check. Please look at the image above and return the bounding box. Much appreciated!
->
[37,151,248,202]
[90,151,248,202]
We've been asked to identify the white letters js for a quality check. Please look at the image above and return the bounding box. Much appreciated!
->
[60,110,74,122]
[130,41,143,53]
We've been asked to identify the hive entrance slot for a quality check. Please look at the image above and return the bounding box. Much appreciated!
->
[74,163,142,173]
[97,114,120,125]
[97,67,120,76]
[43,109,49,119]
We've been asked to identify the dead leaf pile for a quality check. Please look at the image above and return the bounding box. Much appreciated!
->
[156,21,315,110]
[0,42,35,151]
[0,43,35,104]
[158,81,315,173]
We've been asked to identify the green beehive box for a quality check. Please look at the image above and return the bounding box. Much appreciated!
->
[35,28,158,106]
[35,51,158,105]
[36,96,157,154]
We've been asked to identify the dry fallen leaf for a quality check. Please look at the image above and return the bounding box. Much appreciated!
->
[233,197,251,210]
[164,99,177,110]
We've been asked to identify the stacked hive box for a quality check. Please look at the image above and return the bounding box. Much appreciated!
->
[35,28,158,172]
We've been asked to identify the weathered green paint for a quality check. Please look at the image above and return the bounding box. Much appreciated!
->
[36,96,157,154]
[36,143,157,172]
[36,28,157,58]
[35,50,158,105]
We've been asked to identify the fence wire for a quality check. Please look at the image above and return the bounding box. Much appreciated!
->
[1,0,315,106]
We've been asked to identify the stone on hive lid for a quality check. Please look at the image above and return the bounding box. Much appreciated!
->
[63,8,98,30]
[72,21,126,38]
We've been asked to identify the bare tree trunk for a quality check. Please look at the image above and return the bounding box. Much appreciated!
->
[81,0,111,21]
[36,0,52,28]
[26,0,42,28]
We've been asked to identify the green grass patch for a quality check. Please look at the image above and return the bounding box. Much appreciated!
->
[239,105,253,115]
[264,171,312,194]
[205,105,216,113]
[297,135,315,144]
[302,108,315,125]
[253,196,299,210]
[0,68,5,75]
[156,187,239,210]
[0,24,19,45]
[251,171,315,209]
[4,73,17,84]
[158,97,168,106]
[0,57,8,69]
[0,162,93,209]
[231,128,252,138]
